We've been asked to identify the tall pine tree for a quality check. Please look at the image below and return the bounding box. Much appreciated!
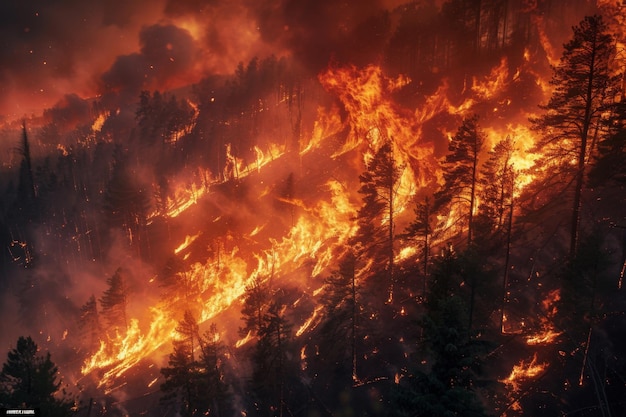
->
[0,336,75,416]
[530,15,622,258]
[353,139,402,300]
[100,267,130,332]
[435,115,485,246]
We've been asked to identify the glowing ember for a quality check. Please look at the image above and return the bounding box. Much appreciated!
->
[501,353,547,393]
[174,233,200,255]
[525,289,561,345]
[525,328,562,345]
[296,305,323,337]
[235,331,254,349]
[91,112,108,133]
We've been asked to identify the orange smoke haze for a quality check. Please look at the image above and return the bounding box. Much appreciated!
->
[0,0,282,127]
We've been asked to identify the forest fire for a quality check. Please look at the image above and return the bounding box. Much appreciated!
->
[1,2,625,416]
[501,353,548,397]
[525,289,562,345]
[80,174,359,386]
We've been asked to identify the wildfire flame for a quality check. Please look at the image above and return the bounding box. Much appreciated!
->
[81,55,556,393]
[525,289,562,345]
[501,353,548,395]
[82,176,358,386]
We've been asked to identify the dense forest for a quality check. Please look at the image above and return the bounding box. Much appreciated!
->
[1,1,625,416]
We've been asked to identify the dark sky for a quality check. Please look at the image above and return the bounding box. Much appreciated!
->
[0,0,405,126]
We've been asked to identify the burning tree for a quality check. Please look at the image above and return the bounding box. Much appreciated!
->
[100,267,130,332]
[435,115,486,247]
[353,139,403,300]
[476,135,517,242]
[530,14,622,258]
[78,295,102,354]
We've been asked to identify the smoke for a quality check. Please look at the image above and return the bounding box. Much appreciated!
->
[0,0,166,122]
[247,0,393,72]
[0,0,400,128]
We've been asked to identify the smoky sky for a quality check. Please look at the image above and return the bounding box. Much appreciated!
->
[0,0,402,127]
[0,0,165,121]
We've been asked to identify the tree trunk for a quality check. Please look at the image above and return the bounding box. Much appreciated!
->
[351,259,357,383]
[570,29,597,259]
[468,138,479,246]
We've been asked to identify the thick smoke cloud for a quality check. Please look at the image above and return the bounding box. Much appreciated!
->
[100,24,199,106]
[42,94,91,133]
[0,0,166,122]
[1,0,401,127]
[250,0,393,72]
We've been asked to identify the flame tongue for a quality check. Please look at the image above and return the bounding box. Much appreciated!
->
[81,58,548,390]
[501,352,547,394]
[82,177,358,387]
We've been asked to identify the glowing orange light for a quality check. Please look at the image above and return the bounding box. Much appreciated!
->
[501,353,547,393]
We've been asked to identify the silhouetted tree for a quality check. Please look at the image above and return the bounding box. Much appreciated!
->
[477,135,516,240]
[391,251,492,417]
[353,139,402,299]
[161,320,200,417]
[249,299,294,417]
[103,146,151,252]
[315,251,359,386]
[197,324,233,417]
[16,122,37,220]
[530,15,621,258]
[589,99,626,187]
[0,336,75,416]
[404,196,434,294]
[239,276,271,339]
[78,295,101,354]
[100,267,130,331]
[435,115,485,246]
[161,311,230,417]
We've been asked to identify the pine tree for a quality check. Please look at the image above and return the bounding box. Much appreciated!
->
[161,311,207,417]
[100,267,129,331]
[316,252,359,384]
[176,310,200,362]
[197,324,233,417]
[353,139,402,299]
[239,276,270,338]
[16,121,37,220]
[477,135,516,240]
[530,15,622,258]
[78,295,101,354]
[0,336,75,416]
[390,252,492,417]
[160,338,199,416]
[103,145,151,251]
[435,115,485,246]
[404,196,434,294]
[250,299,294,417]
[589,99,626,186]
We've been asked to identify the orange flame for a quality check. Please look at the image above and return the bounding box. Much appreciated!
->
[296,305,324,337]
[526,289,561,345]
[82,176,358,385]
[501,353,547,393]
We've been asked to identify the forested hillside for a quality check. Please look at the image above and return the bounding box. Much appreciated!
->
[1,1,625,416]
